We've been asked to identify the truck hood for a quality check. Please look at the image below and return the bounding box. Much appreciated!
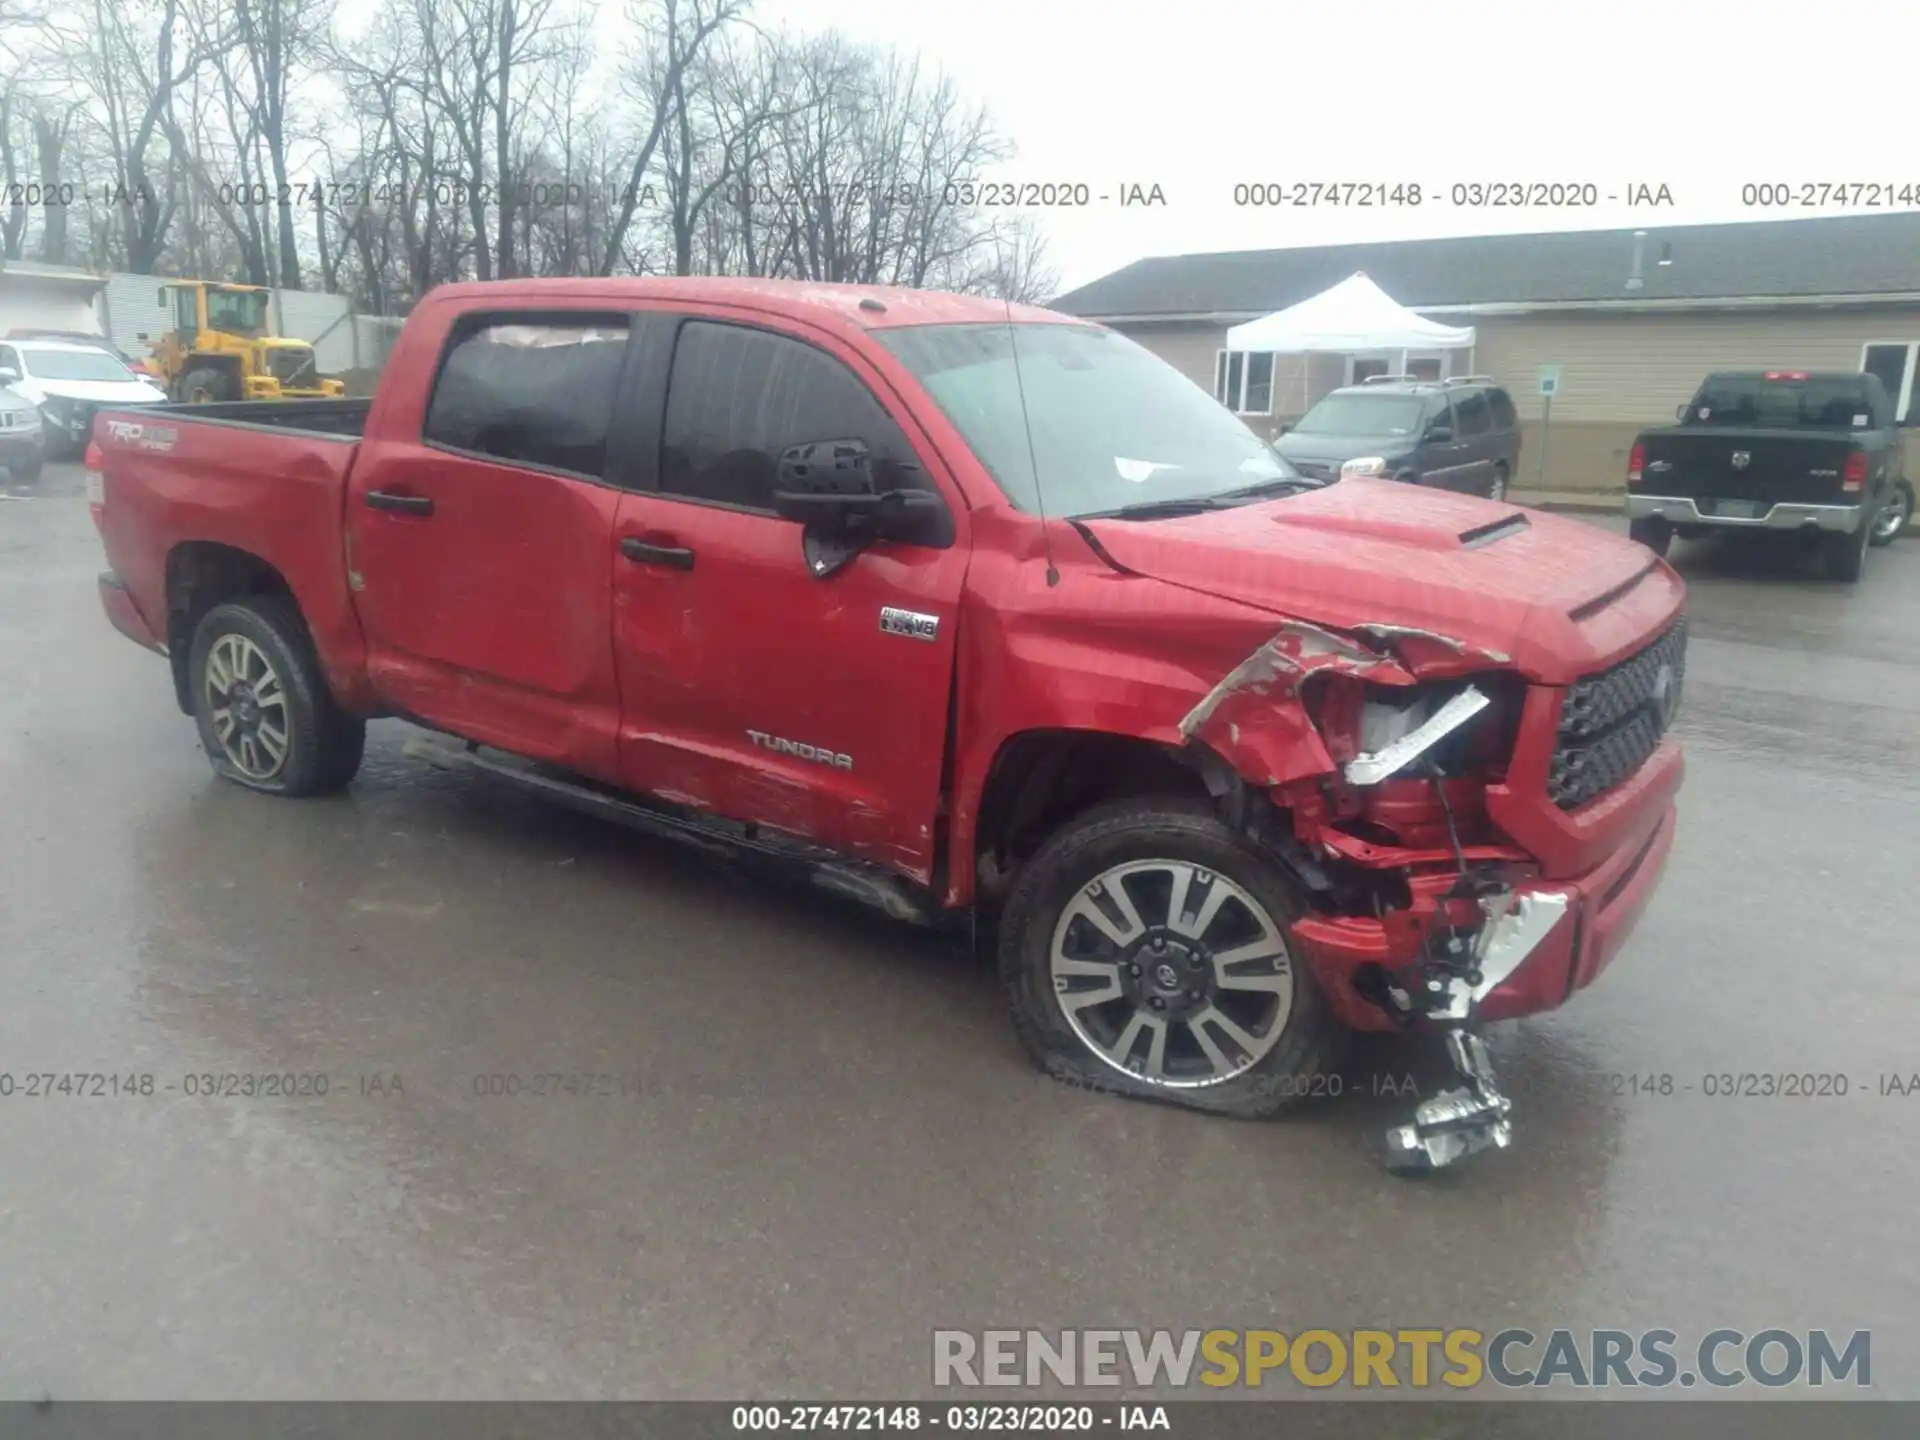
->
[1275,431,1415,467]
[29,378,168,405]
[1078,477,1684,684]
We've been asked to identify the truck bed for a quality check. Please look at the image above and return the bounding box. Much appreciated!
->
[113,396,372,439]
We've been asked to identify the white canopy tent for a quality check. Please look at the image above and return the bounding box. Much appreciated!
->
[1224,271,1478,413]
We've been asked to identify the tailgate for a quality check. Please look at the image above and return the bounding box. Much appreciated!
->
[1639,428,1862,510]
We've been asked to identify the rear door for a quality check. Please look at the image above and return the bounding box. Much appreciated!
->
[344,306,634,779]
[607,309,968,881]
[1416,393,1471,490]
[1487,387,1522,474]
[1447,385,1496,493]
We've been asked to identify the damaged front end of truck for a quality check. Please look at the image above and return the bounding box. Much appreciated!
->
[1177,614,1676,1177]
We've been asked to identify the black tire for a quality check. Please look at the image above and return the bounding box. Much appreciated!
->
[8,451,42,481]
[998,797,1347,1119]
[1824,519,1869,582]
[188,595,365,796]
[179,366,236,404]
[1870,484,1912,548]
[1628,516,1673,557]
[1486,464,1509,502]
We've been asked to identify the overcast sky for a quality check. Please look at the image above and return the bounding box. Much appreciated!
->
[757,0,1920,293]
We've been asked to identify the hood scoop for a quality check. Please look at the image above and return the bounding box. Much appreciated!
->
[1457,512,1531,549]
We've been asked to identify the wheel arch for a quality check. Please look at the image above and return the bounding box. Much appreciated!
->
[164,542,300,713]
[969,727,1235,910]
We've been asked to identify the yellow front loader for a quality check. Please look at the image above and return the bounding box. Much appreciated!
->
[147,280,346,403]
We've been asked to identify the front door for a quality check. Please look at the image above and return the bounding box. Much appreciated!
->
[344,306,634,778]
[608,311,968,881]
[1446,385,1496,494]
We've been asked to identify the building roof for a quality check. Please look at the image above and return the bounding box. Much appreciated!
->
[1047,212,1920,320]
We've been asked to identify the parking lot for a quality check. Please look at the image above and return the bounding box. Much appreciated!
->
[3,459,1918,1403]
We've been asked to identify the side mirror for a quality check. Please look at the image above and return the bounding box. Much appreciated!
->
[1426,423,1453,443]
[772,437,945,576]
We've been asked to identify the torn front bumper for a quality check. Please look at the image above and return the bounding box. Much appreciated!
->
[1288,791,1679,1034]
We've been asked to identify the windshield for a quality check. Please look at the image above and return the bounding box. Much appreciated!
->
[1291,392,1427,437]
[1683,375,1879,430]
[873,322,1300,518]
[20,348,140,383]
[207,288,270,334]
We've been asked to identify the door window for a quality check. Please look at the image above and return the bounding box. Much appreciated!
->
[1452,387,1492,437]
[423,313,630,479]
[1487,388,1518,430]
[1425,397,1455,437]
[658,320,932,513]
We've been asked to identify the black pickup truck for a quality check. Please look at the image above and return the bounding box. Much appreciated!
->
[1625,370,1914,582]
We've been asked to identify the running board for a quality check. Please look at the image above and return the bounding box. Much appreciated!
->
[400,736,938,927]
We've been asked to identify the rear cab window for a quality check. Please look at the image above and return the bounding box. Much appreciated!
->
[423,313,631,478]
[1683,373,1887,430]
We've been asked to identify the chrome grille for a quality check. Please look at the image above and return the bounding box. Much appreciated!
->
[1549,616,1687,810]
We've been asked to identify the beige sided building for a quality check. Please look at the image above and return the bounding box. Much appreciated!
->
[1046,213,1920,495]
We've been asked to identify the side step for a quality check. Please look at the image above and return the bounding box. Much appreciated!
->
[400,736,939,927]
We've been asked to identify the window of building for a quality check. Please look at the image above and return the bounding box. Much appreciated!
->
[1861,343,1920,425]
[1212,350,1275,415]
[424,313,630,478]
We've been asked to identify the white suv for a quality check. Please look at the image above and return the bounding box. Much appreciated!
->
[0,338,167,460]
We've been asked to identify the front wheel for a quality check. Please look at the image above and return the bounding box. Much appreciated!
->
[188,596,366,796]
[1870,484,1912,547]
[998,798,1346,1118]
[7,451,42,482]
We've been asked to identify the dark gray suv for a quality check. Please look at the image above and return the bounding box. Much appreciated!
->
[1274,376,1523,501]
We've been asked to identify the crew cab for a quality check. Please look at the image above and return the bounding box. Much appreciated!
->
[1626,369,1913,580]
[90,278,1687,1175]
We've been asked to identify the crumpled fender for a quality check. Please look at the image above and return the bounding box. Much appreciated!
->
[1176,618,1511,788]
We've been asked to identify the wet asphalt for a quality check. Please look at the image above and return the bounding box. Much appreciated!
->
[2,464,1917,1403]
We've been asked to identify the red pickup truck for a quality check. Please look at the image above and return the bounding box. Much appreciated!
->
[90,277,1686,1174]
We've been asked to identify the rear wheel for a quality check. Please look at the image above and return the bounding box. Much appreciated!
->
[1486,463,1509,502]
[1628,516,1673,557]
[999,798,1346,1119]
[1824,518,1870,582]
[1871,484,1912,547]
[7,451,42,482]
[188,596,365,796]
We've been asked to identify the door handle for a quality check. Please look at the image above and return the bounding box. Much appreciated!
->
[365,490,435,516]
[621,536,695,570]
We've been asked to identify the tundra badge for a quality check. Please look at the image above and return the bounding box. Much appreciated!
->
[746,731,853,770]
[879,607,940,642]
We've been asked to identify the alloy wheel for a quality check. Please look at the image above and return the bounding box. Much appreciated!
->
[1048,859,1295,1087]
[204,633,291,780]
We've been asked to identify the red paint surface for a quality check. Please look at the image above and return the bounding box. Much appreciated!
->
[91,276,1684,1031]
